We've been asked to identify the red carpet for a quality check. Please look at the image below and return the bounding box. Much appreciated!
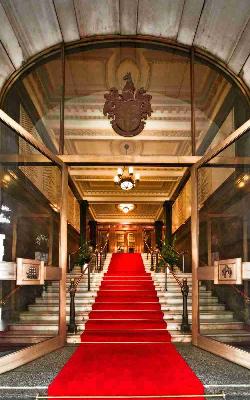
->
[49,253,204,399]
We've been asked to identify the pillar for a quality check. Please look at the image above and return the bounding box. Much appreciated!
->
[154,220,163,249]
[89,220,97,249]
[80,200,88,246]
[163,200,173,245]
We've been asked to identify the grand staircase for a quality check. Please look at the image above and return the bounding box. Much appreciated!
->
[0,252,250,346]
[142,254,250,344]
[0,255,111,345]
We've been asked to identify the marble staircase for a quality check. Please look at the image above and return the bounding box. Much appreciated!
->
[0,254,111,345]
[141,253,250,344]
[1,252,250,347]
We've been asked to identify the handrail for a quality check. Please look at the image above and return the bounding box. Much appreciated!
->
[69,253,96,293]
[144,239,153,254]
[68,254,95,334]
[143,239,156,270]
[159,254,190,332]
[232,285,250,304]
[67,234,109,334]
[158,253,183,288]
[145,246,190,333]
[69,234,109,272]
[68,248,80,272]
[0,285,22,306]
[95,235,109,272]
[144,238,184,287]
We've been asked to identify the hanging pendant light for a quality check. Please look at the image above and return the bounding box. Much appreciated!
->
[113,167,140,191]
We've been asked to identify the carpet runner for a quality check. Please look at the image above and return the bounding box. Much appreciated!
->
[49,253,205,399]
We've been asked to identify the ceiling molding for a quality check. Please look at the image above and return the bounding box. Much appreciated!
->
[60,155,201,166]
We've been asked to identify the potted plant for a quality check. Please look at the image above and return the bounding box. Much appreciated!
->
[76,242,93,272]
[158,238,180,272]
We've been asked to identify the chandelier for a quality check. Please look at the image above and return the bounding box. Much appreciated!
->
[118,203,135,213]
[114,167,140,190]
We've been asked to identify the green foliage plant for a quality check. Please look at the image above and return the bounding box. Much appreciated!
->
[159,238,180,270]
[76,242,93,267]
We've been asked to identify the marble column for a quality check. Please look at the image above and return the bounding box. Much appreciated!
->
[154,220,163,248]
[80,200,88,245]
[164,200,174,245]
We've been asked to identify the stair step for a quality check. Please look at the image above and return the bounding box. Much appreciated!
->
[46,286,98,292]
[168,331,192,343]
[204,329,250,343]
[1,254,244,348]
[163,311,234,321]
[162,304,225,311]
[19,313,84,322]
[158,291,213,298]
[0,331,53,344]
[200,321,245,330]
[42,292,97,298]
[36,298,95,304]
[8,322,61,331]
[29,304,92,312]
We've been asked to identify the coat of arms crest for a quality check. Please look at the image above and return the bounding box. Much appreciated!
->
[103,73,152,137]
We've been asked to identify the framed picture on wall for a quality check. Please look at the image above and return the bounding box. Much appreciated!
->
[16,258,45,285]
[214,258,242,285]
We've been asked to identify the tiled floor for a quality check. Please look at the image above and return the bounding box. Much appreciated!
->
[0,344,249,399]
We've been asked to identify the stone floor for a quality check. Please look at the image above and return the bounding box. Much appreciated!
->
[0,344,249,399]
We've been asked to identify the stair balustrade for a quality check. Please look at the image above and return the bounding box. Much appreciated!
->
[144,239,191,334]
[158,253,191,333]
[68,259,92,334]
[95,236,109,272]
[143,240,156,271]
[68,235,109,334]
[0,285,22,307]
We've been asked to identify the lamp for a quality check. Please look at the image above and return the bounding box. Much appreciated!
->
[237,174,249,189]
[114,167,140,191]
[118,204,135,213]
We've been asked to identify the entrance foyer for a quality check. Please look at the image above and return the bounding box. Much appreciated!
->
[0,0,249,386]
[49,253,204,399]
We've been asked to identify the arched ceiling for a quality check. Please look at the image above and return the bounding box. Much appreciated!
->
[0,0,249,92]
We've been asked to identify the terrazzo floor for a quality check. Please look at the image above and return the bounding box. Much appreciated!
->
[0,344,249,399]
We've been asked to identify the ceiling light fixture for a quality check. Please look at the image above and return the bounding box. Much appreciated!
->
[118,203,135,214]
[237,174,249,189]
[50,203,60,213]
[114,167,140,191]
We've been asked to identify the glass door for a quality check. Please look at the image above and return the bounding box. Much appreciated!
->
[191,120,250,369]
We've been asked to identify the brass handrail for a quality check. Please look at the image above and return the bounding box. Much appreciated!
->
[158,253,182,288]
[143,239,182,286]
[68,254,95,334]
[67,234,109,334]
[232,285,250,304]
[144,240,153,254]
[158,253,190,332]
[0,285,22,306]
[143,240,190,333]
[69,253,96,292]
[95,235,109,272]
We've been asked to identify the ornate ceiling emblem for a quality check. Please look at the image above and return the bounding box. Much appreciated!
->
[103,73,152,137]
